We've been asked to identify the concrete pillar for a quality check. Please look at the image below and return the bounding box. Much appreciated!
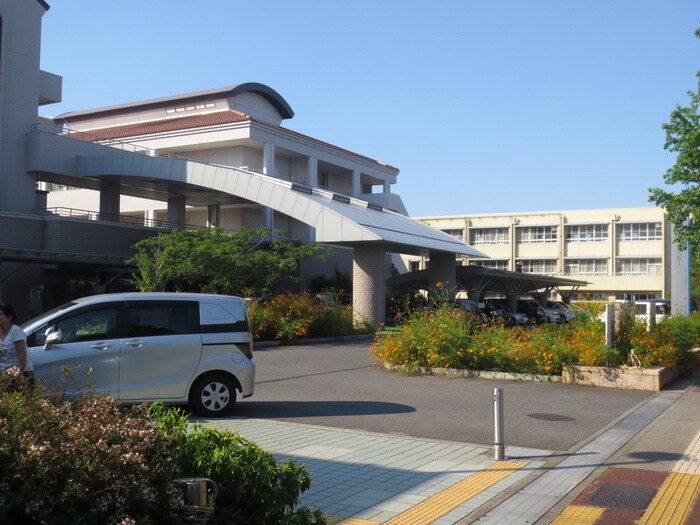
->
[207,204,220,227]
[167,196,186,229]
[98,183,120,221]
[145,209,156,228]
[353,245,387,328]
[263,143,275,177]
[383,180,391,193]
[352,170,361,197]
[263,142,275,229]
[428,252,456,300]
[308,156,318,187]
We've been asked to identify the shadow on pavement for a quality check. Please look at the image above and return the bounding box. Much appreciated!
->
[230,400,416,419]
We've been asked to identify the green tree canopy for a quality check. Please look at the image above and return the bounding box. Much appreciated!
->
[649,27,700,253]
[128,226,329,296]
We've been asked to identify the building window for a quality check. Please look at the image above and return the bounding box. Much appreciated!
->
[615,258,662,276]
[565,224,608,243]
[515,226,557,244]
[441,229,464,241]
[564,259,608,276]
[409,260,420,272]
[470,259,508,270]
[617,223,662,241]
[469,228,509,245]
[516,259,557,275]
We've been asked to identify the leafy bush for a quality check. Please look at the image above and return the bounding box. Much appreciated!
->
[248,292,363,343]
[0,370,179,525]
[630,312,700,370]
[152,405,325,525]
[373,308,621,375]
[0,373,325,525]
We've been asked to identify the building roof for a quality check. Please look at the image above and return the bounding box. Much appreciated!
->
[60,109,400,173]
[54,82,295,122]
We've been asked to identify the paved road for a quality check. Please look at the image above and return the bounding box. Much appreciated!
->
[227,338,653,451]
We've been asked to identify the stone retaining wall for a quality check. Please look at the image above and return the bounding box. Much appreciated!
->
[561,365,675,391]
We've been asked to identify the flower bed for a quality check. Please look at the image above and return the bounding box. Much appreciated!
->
[371,304,700,379]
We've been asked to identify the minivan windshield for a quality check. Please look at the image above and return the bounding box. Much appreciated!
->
[21,301,78,330]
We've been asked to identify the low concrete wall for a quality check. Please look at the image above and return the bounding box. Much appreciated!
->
[562,365,675,391]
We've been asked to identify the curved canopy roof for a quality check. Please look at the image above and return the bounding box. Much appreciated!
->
[55,82,295,123]
[75,153,485,257]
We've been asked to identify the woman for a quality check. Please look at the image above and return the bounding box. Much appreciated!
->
[0,303,33,384]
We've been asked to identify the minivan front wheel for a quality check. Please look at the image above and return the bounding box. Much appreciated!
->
[190,374,237,417]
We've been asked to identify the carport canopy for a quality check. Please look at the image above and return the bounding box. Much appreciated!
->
[386,265,588,302]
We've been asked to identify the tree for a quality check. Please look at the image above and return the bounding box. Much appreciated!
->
[128,227,330,296]
[648,28,700,254]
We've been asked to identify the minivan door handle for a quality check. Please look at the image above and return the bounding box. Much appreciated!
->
[124,340,144,348]
[90,342,113,351]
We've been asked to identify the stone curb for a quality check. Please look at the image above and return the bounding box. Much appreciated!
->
[383,362,563,383]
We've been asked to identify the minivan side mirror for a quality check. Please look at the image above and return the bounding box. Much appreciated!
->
[44,330,63,350]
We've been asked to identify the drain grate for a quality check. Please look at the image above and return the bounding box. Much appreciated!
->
[526,413,576,422]
[587,483,657,509]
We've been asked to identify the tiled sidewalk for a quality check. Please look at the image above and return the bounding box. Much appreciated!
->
[198,370,699,524]
[203,419,550,524]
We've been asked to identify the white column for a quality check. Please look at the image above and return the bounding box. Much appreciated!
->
[207,204,220,227]
[308,157,318,187]
[352,170,361,197]
[262,143,276,229]
[353,245,387,328]
[383,180,391,193]
[144,208,156,227]
[263,143,276,177]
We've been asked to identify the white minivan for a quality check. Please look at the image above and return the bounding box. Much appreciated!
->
[23,292,255,417]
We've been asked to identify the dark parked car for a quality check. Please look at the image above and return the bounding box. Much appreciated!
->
[484,300,529,326]
[517,300,561,324]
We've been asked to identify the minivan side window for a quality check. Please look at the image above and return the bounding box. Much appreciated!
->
[126,301,198,337]
[27,305,120,346]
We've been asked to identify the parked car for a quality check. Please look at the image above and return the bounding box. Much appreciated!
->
[541,301,576,322]
[453,299,488,323]
[516,300,562,324]
[484,300,529,326]
[23,292,255,417]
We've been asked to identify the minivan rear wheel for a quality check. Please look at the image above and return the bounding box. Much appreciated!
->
[190,374,237,417]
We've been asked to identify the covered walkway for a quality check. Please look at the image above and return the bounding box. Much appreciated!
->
[28,129,486,325]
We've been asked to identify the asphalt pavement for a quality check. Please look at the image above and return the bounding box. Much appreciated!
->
[233,338,653,451]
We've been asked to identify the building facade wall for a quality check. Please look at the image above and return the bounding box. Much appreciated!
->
[410,207,671,301]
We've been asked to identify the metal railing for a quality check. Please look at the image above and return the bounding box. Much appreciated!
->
[31,123,186,159]
[32,207,196,231]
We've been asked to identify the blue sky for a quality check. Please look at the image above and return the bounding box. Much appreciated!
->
[40,1,699,217]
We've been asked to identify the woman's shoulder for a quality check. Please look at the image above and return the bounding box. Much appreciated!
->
[9,324,26,339]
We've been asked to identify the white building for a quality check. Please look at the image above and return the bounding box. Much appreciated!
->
[407,207,689,313]
[0,0,482,325]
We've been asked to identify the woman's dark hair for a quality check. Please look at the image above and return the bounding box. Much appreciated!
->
[0,303,17,322]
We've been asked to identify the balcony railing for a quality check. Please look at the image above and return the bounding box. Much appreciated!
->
[32,207,192,230]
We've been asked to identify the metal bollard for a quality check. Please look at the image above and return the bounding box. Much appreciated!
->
[493,388,505,460]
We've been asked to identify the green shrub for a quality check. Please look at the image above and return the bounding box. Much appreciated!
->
[152,405,325,525]
[0,371,180,525]
[248,291,366,342]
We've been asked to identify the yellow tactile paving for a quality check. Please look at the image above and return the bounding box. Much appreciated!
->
[383,461,524,525]
[336,519,380,525]
[638,472,700,525]
[549,505,604,525]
